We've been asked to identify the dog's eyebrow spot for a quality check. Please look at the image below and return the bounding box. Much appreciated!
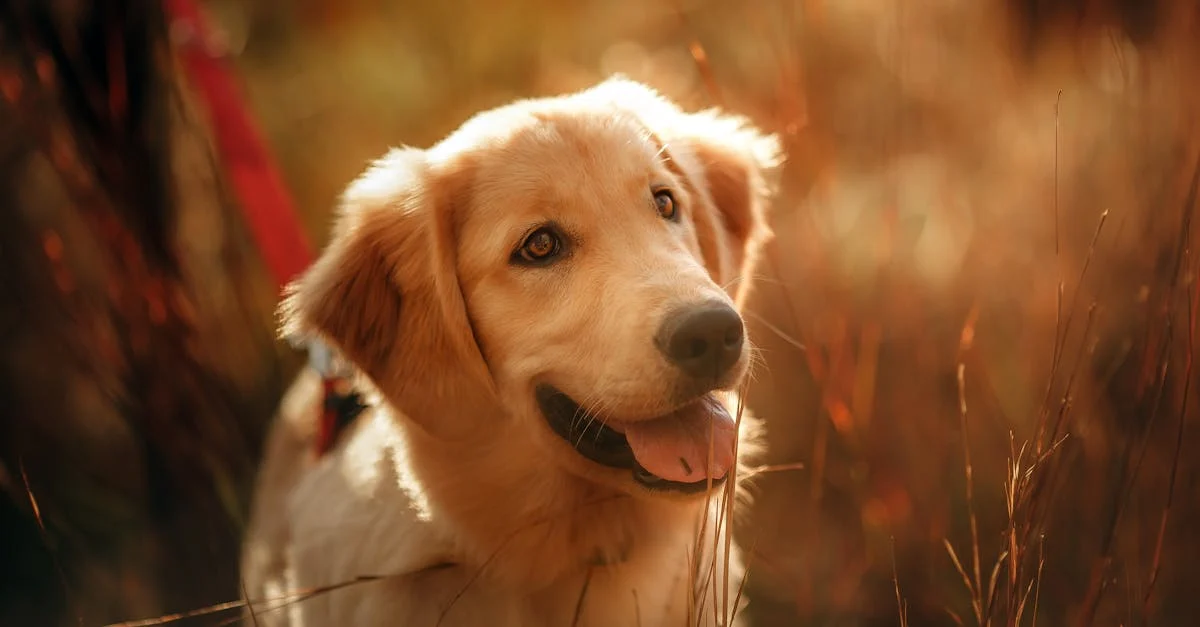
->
[657,146,690,186]
[634,129,686,181]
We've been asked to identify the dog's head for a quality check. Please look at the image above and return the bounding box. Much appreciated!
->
[282,78,779,500]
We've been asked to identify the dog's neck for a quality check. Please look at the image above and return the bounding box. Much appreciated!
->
[379,400,708,590]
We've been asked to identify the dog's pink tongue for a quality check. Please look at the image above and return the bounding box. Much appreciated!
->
[622,396,737,483]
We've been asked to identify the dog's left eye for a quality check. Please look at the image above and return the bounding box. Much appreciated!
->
[514,227,563,265]
[654,188,678,221]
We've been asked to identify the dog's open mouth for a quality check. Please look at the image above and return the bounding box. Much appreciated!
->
[535,384,736,493]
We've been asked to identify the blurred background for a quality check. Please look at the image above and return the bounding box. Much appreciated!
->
[2,0,1200,625]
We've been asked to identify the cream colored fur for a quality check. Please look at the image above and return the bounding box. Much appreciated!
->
[240,77,780,627]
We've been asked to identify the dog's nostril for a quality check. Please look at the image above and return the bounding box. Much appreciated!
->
[686,338,708,360]
[723,325,743,348]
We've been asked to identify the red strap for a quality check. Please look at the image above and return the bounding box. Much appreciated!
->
[165,0,313,291]
[165,2,361,458]
[315,379,338,457]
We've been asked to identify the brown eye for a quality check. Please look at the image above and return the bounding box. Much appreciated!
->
[654,188,678,221]
[517,227,562,264]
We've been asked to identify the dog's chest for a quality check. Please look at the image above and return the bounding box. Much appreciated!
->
[316,557,691,627]
[409,559,692,627]
[528,560,690,627]
[283,411,744,626]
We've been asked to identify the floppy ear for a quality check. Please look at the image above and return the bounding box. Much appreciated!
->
[585,77,782,304]
[672,110,781,303]
[279,148,494,432]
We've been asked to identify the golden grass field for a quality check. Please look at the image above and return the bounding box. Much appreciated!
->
[4,0,1200,625]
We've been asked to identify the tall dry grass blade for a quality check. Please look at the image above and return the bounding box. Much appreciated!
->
[741,462,806,479]
[1059,209,1110,358]
[955,363,985,625]
[1003,437,1022,622]
[705,404,720,623]
[692,396,729,624]
[1041,89,1065,439]
[1038,280,1065,446]
[729,537,756,627]
[744,310,808,352]
[1044,302,1099,453]
[1040,210,1109,451]
[105,600,248,627]
[1079,355,1168,626]
[18,459,83,627]
[103,575,389,627]
[571,568,593,627]
[1054,90,1062,257]
[686,542,697,627]
[1014,578,1036,626]
[1082,154,1200,626]
[1032,535,1045,627]
[944,538,982,621]
[240,578,260,627]
[718,391,748,624]
[982,550,1007,620]
[1142,178,1200,615]
[436,494,626,626]
[892,537,910,627]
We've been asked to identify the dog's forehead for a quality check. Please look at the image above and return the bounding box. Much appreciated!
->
[464,111,667,217]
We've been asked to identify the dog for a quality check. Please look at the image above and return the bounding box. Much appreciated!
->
[239,77,780,626]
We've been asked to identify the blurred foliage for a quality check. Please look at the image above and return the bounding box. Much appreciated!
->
[1,1,290,625]
[3,0,1200,625]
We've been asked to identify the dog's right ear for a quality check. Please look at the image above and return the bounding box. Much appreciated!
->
[279,148,493,427]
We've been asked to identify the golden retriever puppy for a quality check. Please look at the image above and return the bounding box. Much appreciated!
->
[240,77,780,627]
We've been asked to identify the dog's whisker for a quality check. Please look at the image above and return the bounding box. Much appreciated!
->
[570,387,613,449]
[580,393,616,446]
[719,271,785,291]
[741,310,806,352]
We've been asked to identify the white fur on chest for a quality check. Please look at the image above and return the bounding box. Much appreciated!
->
[275,410,744,627]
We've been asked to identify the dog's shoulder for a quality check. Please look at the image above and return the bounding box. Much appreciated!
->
[241,372,458,623]
[289,403,456,578]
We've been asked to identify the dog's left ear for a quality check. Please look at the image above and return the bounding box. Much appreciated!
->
[585,77,783,304]
[672,109,782,303]
[278,148,496,437]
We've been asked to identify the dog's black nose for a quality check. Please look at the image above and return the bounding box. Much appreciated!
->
[655,301,745,381]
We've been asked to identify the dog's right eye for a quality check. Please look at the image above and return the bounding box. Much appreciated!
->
[514,227,563,265]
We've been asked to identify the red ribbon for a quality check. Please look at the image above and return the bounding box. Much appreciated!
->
[165,0,364,457]
[165,0,313,291]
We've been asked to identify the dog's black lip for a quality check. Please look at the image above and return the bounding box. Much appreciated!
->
[535,384,727,494]
[535,384,634,469]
